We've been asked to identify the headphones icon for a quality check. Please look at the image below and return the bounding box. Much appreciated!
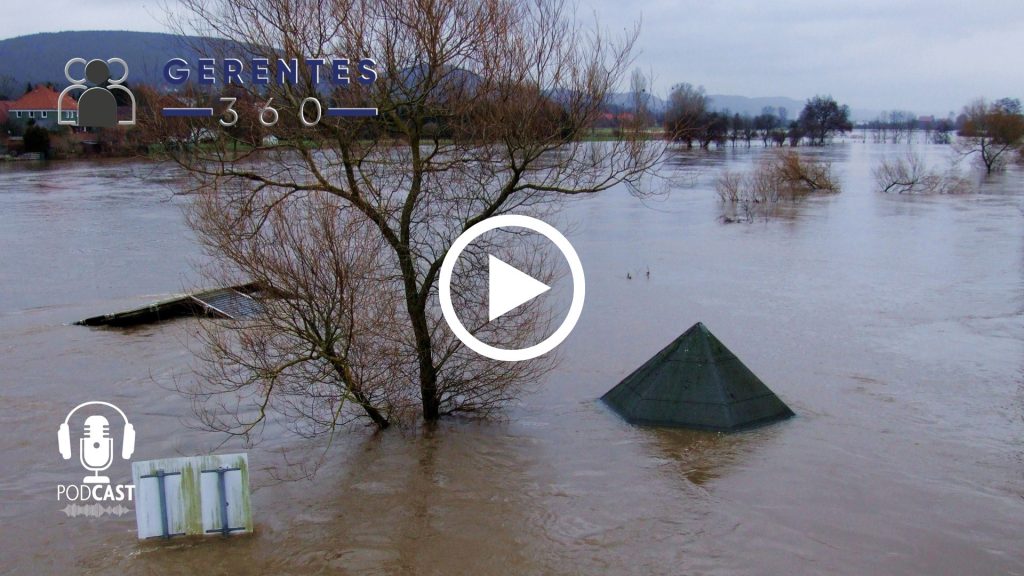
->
[58,401,135,460]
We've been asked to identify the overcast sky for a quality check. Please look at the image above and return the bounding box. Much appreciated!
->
[2,0,1022,114]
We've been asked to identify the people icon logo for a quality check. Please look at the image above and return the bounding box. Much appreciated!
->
[58,58,136,128]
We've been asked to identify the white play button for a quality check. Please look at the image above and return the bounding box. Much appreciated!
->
[488,255,550,322]
[439,215,586,362]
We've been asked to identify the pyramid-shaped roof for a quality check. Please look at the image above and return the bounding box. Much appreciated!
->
[601,322,793,431]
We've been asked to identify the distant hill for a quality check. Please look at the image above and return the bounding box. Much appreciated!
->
[706,94,806,118]
[707,94,888,123]
[0,31,235,91]
[603,92,668,114]
[603,93,809,119]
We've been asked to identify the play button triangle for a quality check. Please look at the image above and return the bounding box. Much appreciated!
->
[488,255,551,322]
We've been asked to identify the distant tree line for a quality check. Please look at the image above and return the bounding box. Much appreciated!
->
[664,84,851,148]
[860,111,960,145]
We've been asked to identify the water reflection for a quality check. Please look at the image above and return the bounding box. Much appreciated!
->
[644,426,780,487]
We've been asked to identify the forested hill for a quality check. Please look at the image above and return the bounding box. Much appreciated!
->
[707,94,806,118]
[0,31,230,92]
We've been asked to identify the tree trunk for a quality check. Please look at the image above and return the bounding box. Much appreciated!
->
[329,357,391,429]
[409,300,440,420]
[396,243,442,421]
[355,392,391,428]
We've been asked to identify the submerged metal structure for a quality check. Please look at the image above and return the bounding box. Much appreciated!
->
[602,322,794,431]
[75,282,264,327]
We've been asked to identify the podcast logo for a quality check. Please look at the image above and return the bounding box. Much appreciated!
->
[56,401,135,516]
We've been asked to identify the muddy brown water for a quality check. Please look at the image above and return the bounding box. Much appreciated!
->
[1,139,1022,575]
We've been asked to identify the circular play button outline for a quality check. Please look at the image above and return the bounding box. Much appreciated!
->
[439,214,586,362]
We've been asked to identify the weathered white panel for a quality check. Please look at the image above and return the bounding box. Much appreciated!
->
[135,472,184,539]
[132,453,252,540]
[198,454,249,535]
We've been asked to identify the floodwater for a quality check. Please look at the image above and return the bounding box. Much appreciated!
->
[1,138,1022,575]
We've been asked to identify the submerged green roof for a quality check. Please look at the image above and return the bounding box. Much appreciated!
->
[601,322,794,431]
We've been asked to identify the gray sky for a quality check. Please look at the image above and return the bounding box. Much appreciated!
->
[2,0,1022,115]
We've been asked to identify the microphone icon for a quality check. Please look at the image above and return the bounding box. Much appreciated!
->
[80,415,113,484]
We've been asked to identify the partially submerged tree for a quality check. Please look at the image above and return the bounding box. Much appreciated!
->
[754,108,781,147]
[872,153,970,195]
[798,95,852,145]
[664,82,708,148]
[169,0,660,436]
[869,110,917,144]
[932,117,954,144]
[955,98,1024,174]
[716,150,839,211]
[769,150,839,193]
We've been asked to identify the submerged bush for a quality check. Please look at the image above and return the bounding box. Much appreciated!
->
[872,153,971,195]
[716,150,839,205]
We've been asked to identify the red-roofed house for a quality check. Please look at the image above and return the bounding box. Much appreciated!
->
[8,85,78,129]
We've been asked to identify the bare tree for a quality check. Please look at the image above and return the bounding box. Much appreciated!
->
[628,67,654,129]
[872,152,970,194]
[932,117,954,144]
[166,0,660,435]
[871,112,889,143]
[187,195,405,433]
[663,82,708,148]
[715,150,839,220]
[770,150,839,193]
[888,111,916,144]
[955,98,1024,174]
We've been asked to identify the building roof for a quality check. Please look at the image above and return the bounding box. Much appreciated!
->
[601,322,794,431]
[9,85,78,112]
